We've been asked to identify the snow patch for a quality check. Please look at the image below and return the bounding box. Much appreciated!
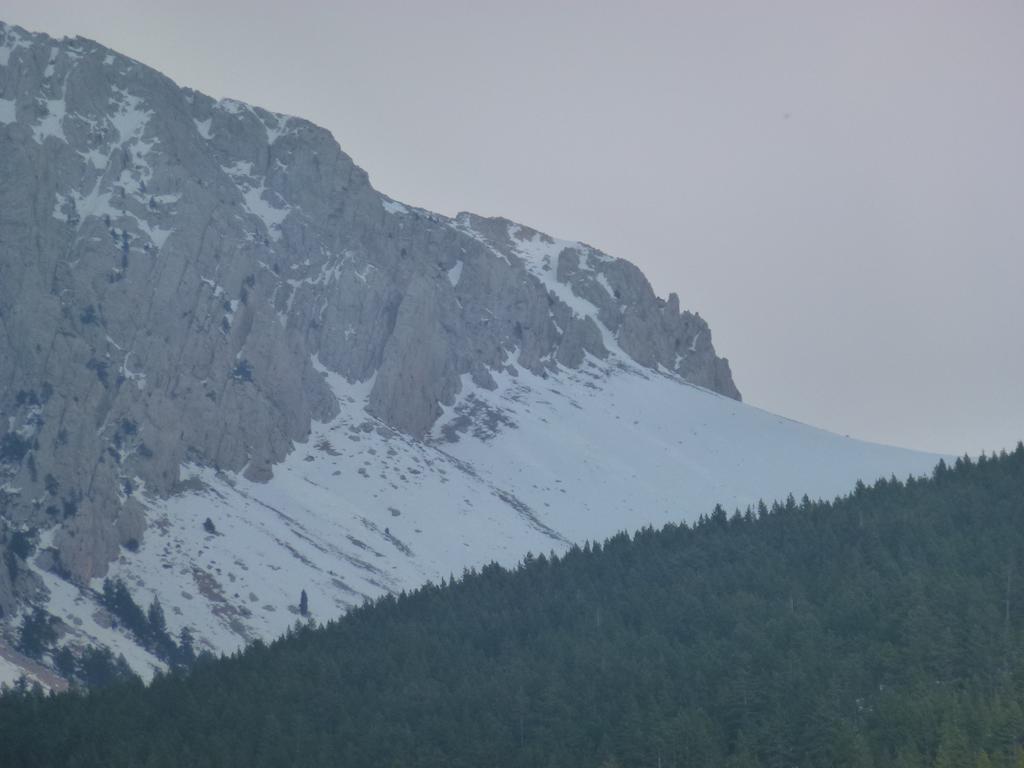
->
[0,29,30,67]
[222,160,254,179]
[0,653,27,689]
[51,192,73,222]
[120,353,146,390]
[447,260,464,288]
[200,277,226,298]
[135,217,173,249]
[42,45,57,78]
[595,272,616,300]
[221,161,291,240]
[108,88,153,145]
[32,98,66,143]
[242,185,289,239]
[79,148,110,169]
[263,113,290,144]
[218,99,246,115]
[382,199,408,215]
[194,117,212,139]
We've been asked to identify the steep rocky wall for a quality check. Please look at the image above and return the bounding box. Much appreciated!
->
[0,20,738,589]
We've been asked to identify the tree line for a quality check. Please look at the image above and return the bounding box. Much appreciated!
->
[1,446,1023,767]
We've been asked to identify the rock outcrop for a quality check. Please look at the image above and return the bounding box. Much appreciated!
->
[0,20,738,597]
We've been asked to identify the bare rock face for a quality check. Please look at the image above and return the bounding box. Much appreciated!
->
[0,21,738,589]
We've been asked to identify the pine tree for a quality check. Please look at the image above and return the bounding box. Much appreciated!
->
[178,627,196,667]
[935,719,970,768]
[299,589,309,617]
[147,596,167,639]
[16,608,57,659]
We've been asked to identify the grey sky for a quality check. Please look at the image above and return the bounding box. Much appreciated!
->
[5,0,1022,456]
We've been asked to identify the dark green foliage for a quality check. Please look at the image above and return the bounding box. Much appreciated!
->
[14,390,39,406]
[16,607,57,659]
[147,597,167,639]
[8,529,35,561]
[178,627,196,667]
[61,497,78,519]
[3,448,1024,767]
[76,648,139,690]
[111,419,138,453]
[5,528,35,581]
[53,647,77,680]
[85,358,110,387]
[231,359,253,382]
[51,646,138,691]
[99,580,183,665]
[299,589,308,617]
[0,432,31,463]
[101,579,149,640]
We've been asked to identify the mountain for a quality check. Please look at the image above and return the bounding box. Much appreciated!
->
[3,449,1023,768]
[0,20,941,685]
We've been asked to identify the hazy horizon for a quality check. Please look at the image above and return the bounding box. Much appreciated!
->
[4,1,1021,456]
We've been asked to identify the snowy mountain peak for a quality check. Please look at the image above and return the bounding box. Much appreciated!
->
[0,21,938,688]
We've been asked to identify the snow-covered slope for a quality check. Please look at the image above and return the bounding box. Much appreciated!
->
[9,347,941,685]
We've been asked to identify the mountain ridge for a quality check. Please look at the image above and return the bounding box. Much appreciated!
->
[0,19,941,687]
[0,16,737,586]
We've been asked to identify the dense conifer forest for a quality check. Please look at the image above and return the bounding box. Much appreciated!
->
[2,447,1024,767]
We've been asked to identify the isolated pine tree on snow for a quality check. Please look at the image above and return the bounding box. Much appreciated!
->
[147,596,166,638]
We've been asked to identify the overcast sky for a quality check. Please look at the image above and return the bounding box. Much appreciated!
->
[6,1,1022,456]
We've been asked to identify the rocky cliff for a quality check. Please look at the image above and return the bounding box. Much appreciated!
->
[0,21,739,621]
